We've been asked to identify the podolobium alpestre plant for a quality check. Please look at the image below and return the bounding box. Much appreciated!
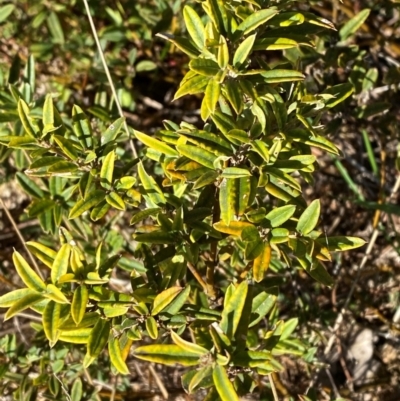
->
[0,0,364,399]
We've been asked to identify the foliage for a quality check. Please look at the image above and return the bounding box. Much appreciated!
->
[6,0,399,399]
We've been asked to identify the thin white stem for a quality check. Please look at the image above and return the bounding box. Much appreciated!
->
[268,374,279,401]
[82,0,138,158]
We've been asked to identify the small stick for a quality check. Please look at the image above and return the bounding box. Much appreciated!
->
[81,0,138,158]
[268,373,279,401]
[149,364,169,400]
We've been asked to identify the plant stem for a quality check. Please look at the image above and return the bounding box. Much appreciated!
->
[269,373,279,401]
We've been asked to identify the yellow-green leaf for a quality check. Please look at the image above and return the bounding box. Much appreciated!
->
[184,6,205,50]
[71,285,88,325]
[13,251,46,291]
[87,318,111,358]
[260,69,305,83]
[26,241,57,268]
[152,287,182,315]
[45,284,70,304]
[106,192,126,211]
[146,316,159,339]
[220,280,248,338]
[176,144,216,170]
[266,205,296,228]
[134,344,201,366]
[59,327,91,344]
[134,130,178,156]
[219,178,235,224]
[236,9,279,35]
[0,288,38,308]
[217,35,229,69]
[18,99,40,138]
[171,331,208,356]
[233,34,256,68]
[4,292,44,320]
[213,365,239,401]
[138,162,166,206]
[43,300,61,345]
[339,9,370,41]
[213,220,253,236]
[296,199,320,235]
[51,244,71,284]
[204,78,220,115]
[72,105,93,149]
[108,335,130,374]
[253,242,271,282]
[69,189,105,219]
[100,151,115,190]
[189,58,220,76]
[316,236,366,252]
[53,135,79,160]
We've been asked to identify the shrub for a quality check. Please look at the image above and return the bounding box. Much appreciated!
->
[0,0,367,399]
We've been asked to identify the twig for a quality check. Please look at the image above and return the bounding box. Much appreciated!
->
[187,262,209,295]
[81,0,138,158]
[149,364,169,400]
[269,373,279,401]
[0,198,44,281]
[53,373,72,401]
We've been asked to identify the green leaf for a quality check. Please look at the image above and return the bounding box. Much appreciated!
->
[171,331,208,356]
[0,288,38,308]
[53,135,80,161]
[152,287,183,316]
[43,300,61,344]
[51,244,70,284]
[130,208,161,225]
[189,58,220,76]
[224,81,243,114]
[71,378,83,401]
[253,242,271,282]
[176,144,216,170]
[203,0,228,34]
[108,335,130,374]
[146,316,159,339]
[26,241,57,268]
[28,199,56,217]
[281,318,298,340]
[16,172,44,198]
[163,285,191,315]
[90,201,110,221]
[59,328,91,344]
[13,251,46,291]
[72,105,93,149]
[221,167,251,179]
[213,365,239,401]
[261,69,304,83]
[204,78,220,115]
[184,6,205,50]
[249,291,277,328]
[100,151,115,190]
[213,220,253,236]
[87,319,111,359]
[102,117,125,144]
[18,99,40,138]
[106,192,126,210]
[69,189,105,219]
[47,11,65,44]
[339,9,370,41]
[135,130,178,156]
[266,205,296,228]
[322,83,354,108]
[138,162,166,206]
[156,33,200,58]
[316,236,366,251]
[45,283,70,304]
[217,35,229,69]
[233,34,256,68]
[296,199,320,235]
[134,231,176,245]
[174,74,210,100]
[4,292,44,320]
[236,9,279,35]
[47,161,78,174]
[71,285,88,325]
[134,344,201,366]
[0,4,15,23]
[220,280,248,338]
[193,171,219,189]
[219,178,235,224]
